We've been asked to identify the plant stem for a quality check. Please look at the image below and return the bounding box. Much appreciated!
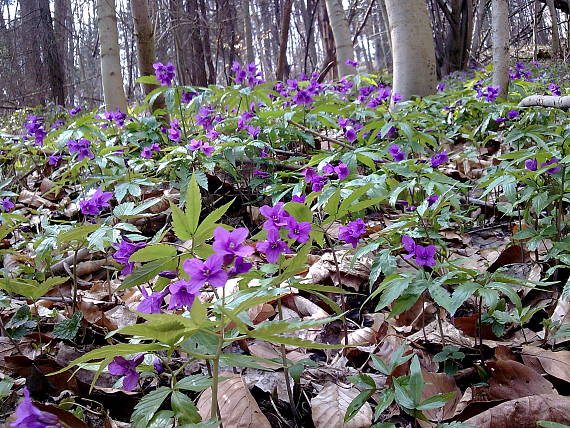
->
[72,246,79,313]
[211,287,226,422]
[277,298,298,426]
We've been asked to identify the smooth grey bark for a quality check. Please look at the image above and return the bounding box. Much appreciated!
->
[385,0,436,103]
[96,0,128,112]
[491,0,509,99]
[243,0,255,63]
[276,0,293,80]
[519,95,570,109]
[324,0,355,76]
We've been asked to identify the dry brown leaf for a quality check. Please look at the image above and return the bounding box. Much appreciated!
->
[484,360,555,400]
[101,305,137,330]
[18,189,57,208]
[248,303,275,324]
[283,294,329,319]
[408,319,475,347]
[346,327,377,346]
[246,340,281,369]
[522,345,570,383]
[463,394,570,428]
[420,371,461,423]
[310,383,372,428]
[197,374,271,428]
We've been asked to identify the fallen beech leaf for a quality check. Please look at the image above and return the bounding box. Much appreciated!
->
[248,303,275,324]
[487,244,530,273]
[284,294,329,319]
[346,327,377,346]
[484,360,555,400]
[197,374,271,428]
[101,305,137,330]
[463,394,570,428]
[522,346,570,383]
[421,371,461,422]
[310,383,372,428]
[408,319,475,347]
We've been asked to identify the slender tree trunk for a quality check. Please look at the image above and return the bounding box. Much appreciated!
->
[54,0,68,102]
[300,0,318,71]
[276,0,293,80]
[38,0,65,105]
[491,0,509,99]
[319,0,337,78]
[471,0,488,59]
[187,0,208,86]
[243,0,255,63]
[325,0,355,76]
[20,0,44,105]
[97,0,128,112]
[385,0,437,103]
[198,0,216,84]
[546,0,562,57]
[533,0,540,60]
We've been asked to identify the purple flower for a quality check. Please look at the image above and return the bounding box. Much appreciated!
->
[181,91,197,104]
[285,217,311,243]
[507,110,519,119]
[168,279,201,309]
[292,89,314,106]
[189,139,202,151]
[414,245,437,267]
[11,387,61,428]
[345,127,357,142]
[158,270,178,279]
[259,147,269,157]
[484,85,500,102]
[183,254,228,289]
[1,197,15,212]
[257,228,290,263]
[338,117,350,128]
[401,235,416,259]
[67,138,94,161]
[426,194,439,207]
[48,155,61,166]
[167,120,181,142]
[253,170,269,178]
[137,287,169,314]
[496,117,507,123]
[113,239,146,275]
[79,188,113,216]
[153,62,176,86]
[291,194,306,203]
[212,227,254,262]
[247,126,260,138]
[392,92,403,103]
[259,202,288,231]
[311,175,328,192]
[430,152,449,168]
[200,141,215,157]
[344,59,358,68]
[322,163,335,175]
[436,83,446,91]
[141,147,153,159]
[108,354,144,391]
[23,116,47,146]
[338,218,366,248]
[153,359,164,374]
[542,157,561,174]
[549,84,561,96]
[525,159,538,171]
[69,106,82,116]
[228,256,253,277]
[334,163,349,180]
[388,144,406,162]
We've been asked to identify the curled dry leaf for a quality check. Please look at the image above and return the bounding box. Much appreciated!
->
[197,374,271,428]
[248,303,275,324]
[421,371,461,422]
[310,383,372,428]
[463,394,570,428]
[283,294,329,320]
[346,327,377,346]
[522,346,570,383]
[408,319,475,348]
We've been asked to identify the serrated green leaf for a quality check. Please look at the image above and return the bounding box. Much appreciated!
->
[53,311,83,340]
[57,224,100,246]
[193,199,234,244]
[131,387,171,428]
[171,202,193,240]
[175,374,212,391]
[171,391,201,424]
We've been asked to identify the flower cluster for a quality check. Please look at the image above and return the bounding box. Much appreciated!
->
[303,167,328,192]
[113,239,146,275]
[141,143,160,159]
[1,197,14,212]
[231,61,264,87]
[189,139,215,156]
[338,117,363,143]
[69,106,82,116]
[79,188,113,216]
[322,161,350,180]
[11,387,61,427]
[496,109,520,123]
[101,110,127,128]
[388,144,406,162]
[475,85,500,102]
[526,157,561,174]
[430,151,449,168]
[167,119,181,142]
[195,105,220,132]
[67,138,94,161]
[344,59,358,68]
[549,84,561,96]
[402,235,436,266]
[509,62,532,81]
[23,116,47,146]
[153,62,176,86]
[339,218,366,248]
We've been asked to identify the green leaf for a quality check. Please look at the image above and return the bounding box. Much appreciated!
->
[175,374,212,391]
[171,391,201,424]
[186,173,202,234]
[0,276,67,300]
[537,422,570,428]
[130,244,177,262]
[118,318,195,346]
[283,202,312,223]
[147,410,174,428]
[136,75,160,85]
[171,202,193,240]
[393,377,415,409]
[57,224,100,246]
[344,389,374,423]
[51,343,166,375]
[131,387,171,428]
[416,392,455,411]
[53,311,83,340]
[117,257,178,291]
[324,188,341,216]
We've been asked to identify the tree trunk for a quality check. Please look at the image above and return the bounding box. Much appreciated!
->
[300,0,318,72]
[471,0,489,59]
[54,0,69,102]
[198,0,216,84]
[385,0,437,103]
[243,0,255,63]
[276,0,293,80]
[97,0,128,112]
[491,0,509,99]
[37,0,65,105]
[186,0,208,86]
[546,0,562,57]
[533,0,540,60]
[324,0,355,76]
[19,0,44,106]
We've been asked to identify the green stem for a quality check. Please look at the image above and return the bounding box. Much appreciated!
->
[277,298,298,425]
